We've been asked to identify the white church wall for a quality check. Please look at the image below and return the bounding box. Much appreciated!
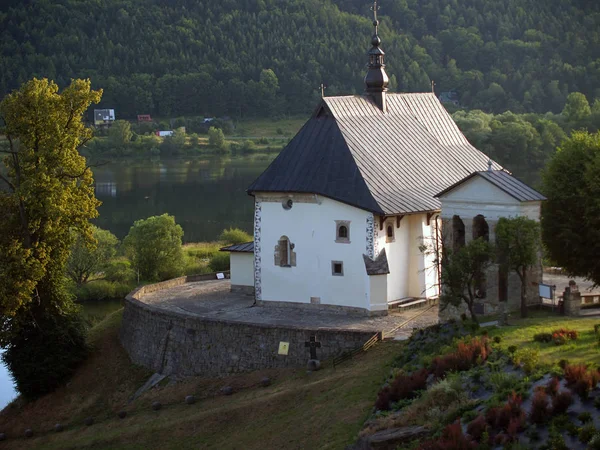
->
[230,253,254,287]
[375,216,410,302]
[407,214,440,299]
[256,194,371,310]
[369,275,388,313]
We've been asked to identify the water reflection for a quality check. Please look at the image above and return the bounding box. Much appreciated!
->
[91,155,273,242]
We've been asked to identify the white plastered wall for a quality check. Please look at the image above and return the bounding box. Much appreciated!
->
[230,253,254,287]
[375,214,440,302]
[257,194,371,310]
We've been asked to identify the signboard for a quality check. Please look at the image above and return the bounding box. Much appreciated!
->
[216,273,225,280]
[539,283,553,299]
[278,342,289,355]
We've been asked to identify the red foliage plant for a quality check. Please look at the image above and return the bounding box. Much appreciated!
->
[418,420,477,450]
[374,368,429,411]
[486,392,525,431]
[546,377,560,396]
[430,337,490,379]
[551,390,573,415]
[530,390,550,424]
[564,364,600,399]
[466,414,488,441]
[552,328,578,341]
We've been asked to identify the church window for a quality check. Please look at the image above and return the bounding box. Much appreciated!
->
[473,215,489,242]
[452,215,466,252]
[385,222,394,243]
[274,236,296,267]
[331,261,344,276]
[335,220,351,243]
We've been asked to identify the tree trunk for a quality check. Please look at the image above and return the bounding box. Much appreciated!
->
[519,269,528,318]
[466,297,479,324]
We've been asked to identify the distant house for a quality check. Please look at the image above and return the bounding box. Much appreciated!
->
[137,114,152,122]
[94,109,115,127]
[156,131,174,137]
[203,117,215,124]
[438,91,460,106]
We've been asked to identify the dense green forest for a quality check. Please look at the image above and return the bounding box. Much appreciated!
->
[1,0,599,119]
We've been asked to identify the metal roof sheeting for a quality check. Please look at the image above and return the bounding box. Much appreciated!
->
[248,92,503,215]
[220,242,254,253]
[436,170,546,202]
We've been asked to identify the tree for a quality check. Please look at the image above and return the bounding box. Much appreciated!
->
[219,227,252,245]
[562,92,591,124]
[123,214,185,282]
[541,131,600,285]
[440,238,494,323]
[208,126,227,152]
[108,119,132,147]
[67,226,119,285]
[0,78,101,398]
[495,216,541,318]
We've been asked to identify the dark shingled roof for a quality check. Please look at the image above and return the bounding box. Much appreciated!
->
[435,170,546,202]
[247,93,501,215]
[363,249,390,275]
[220,242,254,253]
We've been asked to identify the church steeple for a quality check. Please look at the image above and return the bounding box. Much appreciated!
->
[364,0,389,112]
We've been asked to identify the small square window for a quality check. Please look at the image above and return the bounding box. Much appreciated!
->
[332,261,344,276]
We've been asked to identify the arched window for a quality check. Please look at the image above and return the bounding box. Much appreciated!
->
[274,236,296,267]
[335,220,351,243]
[473,215,489,242]
[386,223,394,243]
[452,215,465,252]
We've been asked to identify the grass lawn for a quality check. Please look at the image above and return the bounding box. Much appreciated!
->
[488,310,600,367]
[0,310,402,449]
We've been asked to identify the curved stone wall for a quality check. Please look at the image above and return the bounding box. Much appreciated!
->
[120,277,378,377]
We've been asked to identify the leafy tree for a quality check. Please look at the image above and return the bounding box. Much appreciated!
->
[0,78,101,398]
[208,126,227,152]
[219,227,252,245]
[541,131,600,286]
[440,238,494,323]
[209,252,230,272]
[562,92,592,124]
[495,216,541,318]
[67,226,119,285]
[123,214,185,282]
[108,119,133,147]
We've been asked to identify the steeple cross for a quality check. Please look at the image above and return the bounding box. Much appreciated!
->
[371,0,379,23]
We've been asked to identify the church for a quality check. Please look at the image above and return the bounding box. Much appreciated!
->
[222,12,544,317]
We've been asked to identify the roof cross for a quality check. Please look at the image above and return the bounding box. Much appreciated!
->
[371,0,380,32]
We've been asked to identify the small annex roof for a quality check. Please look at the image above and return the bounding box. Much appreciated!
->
[435,170,546,202]
[247,93,501,215]
[220,242,254,253]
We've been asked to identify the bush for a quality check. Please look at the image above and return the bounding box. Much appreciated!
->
[123,214,185,282]
[564,363,600,399]
[418,420,476,450]
[375,368,429,411]
[579,411,593,423]
[219,227,252,245]
[493,336,502,344]
[74,280,132,302]
[547,377,560,396]
[551,391,573,415]
[466,414,488,441]
[486,392,525,432]
[533,332,553,343]
[430,336,490,379]
[104,258,136,284]
[507,345,517,354]
[2,308,88,399]
[530,389,550,424]
[582,424,599,444]
[552,328,578,345]
[513,348,539,374]
[209,252,230,272]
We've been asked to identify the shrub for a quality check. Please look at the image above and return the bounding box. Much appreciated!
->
[418,420,476,450]
[513,348,539,374]
[104,258,136,284]
[547,377,560,396]
[559,359,570,369]
[466,414,488,441]
[564,364,600,399]
[486,392,525,432]
[219,227,252,245]
[552,391,573,415]
[74,280,132,302]
[579,411,593,423]
[533,332,553,343]
[3,309,88,399]
[430,336,490,379]
[507,345,517,354]
[209,252,230,272]
[595,324,600,335]
[530,389,550,424]
[582,424,598,444]
[375,368,429,411]
[493,336,502,344]
[553,328,579,340]
[589,433,600,450]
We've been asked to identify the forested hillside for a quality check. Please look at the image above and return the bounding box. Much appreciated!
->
[1,0,599,118]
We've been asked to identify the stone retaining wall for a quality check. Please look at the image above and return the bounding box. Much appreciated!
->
[120,277,378,377]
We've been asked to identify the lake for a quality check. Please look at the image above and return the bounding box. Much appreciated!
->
[91,155,274,241]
